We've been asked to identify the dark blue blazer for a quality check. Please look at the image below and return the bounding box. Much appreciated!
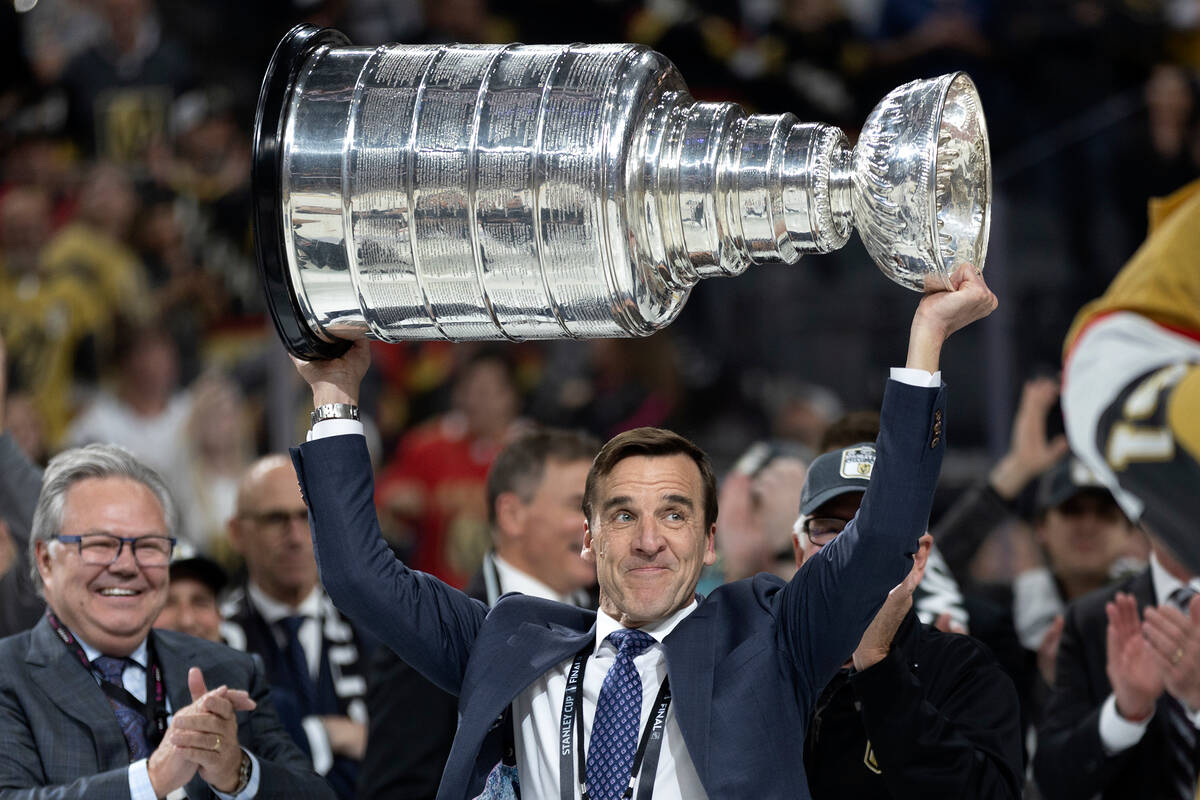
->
[291,379,946,799]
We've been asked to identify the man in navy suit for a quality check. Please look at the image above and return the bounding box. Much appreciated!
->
[290,266,997,799]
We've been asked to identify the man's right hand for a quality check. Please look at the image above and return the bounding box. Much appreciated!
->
[989,377,1071,500]
[1106,592,1163,721]
[147,734,200,797]
[291,340,372,408]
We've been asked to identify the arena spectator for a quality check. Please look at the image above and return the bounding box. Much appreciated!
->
[220,455,371,800]
[0,443,334,799]
[0,334,47,637]
[67,323,196,539]
[57,0,195,166]
[795,442,1024,799]
[1034,541,1200,800]
[376,347,527,587]
[154,548,227,644]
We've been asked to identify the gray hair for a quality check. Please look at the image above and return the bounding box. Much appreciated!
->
[29,444,178,595]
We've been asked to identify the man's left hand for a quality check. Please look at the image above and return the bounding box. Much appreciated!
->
[1143,594,1200,709]
[906,265,998,373]
[165,667,257,793]
[321,715,367,760]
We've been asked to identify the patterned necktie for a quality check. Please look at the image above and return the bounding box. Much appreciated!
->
[279,615,317,712]
[1165,587,1199,800]
[586,628,656,800]
[92,656,149,760]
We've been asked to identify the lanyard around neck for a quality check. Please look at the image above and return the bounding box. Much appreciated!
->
[558,642,672,800]
[45,610,168,747]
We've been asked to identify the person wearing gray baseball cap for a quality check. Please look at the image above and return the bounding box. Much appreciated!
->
[795,442,1023,800]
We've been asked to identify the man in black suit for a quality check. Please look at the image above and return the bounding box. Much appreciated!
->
[0,443,332,799]
[358,427,600,799]
[220,455,371,800]
[1035,538,1200,800]
[796,443,1023,798]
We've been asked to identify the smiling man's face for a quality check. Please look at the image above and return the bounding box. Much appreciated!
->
[37,476,170,656]
[583,454,716,628]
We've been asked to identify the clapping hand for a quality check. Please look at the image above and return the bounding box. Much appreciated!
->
[148,667,256,796]
[1105,593,1163,721]
[1143,594,1200,711]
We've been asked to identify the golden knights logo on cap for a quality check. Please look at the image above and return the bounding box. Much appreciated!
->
[839,445,876,480]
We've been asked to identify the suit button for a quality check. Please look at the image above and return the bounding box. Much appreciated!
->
[934,409,943,422]
[930,436,940,448]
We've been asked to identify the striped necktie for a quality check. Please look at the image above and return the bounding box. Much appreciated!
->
[1165,587,1199,800]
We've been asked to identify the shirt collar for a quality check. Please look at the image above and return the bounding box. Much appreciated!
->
[492,553,574,604]
[594,598,699,655]
[1150,551,1200,607]
[247,582,323,625]
[74,631,149,670]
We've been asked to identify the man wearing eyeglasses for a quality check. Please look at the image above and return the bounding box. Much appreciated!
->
[219,455,371,800]
[793,443,1023,799]
[0,443,333,799]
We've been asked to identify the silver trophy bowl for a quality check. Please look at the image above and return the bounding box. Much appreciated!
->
[253,25,991,358]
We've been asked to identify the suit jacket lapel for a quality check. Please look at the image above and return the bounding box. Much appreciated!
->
[480,620,595,716]
[153,629,200,716]
[662,600,716,788]
[26,617,133,771]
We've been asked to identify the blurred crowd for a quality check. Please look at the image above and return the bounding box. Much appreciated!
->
[0,1,1198,796]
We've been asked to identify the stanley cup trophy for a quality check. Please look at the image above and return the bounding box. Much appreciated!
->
[253,24,990,359]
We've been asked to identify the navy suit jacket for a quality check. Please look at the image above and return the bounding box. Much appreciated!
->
[0,618,335,800]
[292,379,946,799]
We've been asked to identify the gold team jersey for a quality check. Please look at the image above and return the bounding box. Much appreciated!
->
[1065,178,1200,357]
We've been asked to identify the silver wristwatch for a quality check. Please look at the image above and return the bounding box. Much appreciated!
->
[310,402,360,428]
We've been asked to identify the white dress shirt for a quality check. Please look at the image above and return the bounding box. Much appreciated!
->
[1099,552,1200,753]
[492,553,577,605]
[511,601,707,800]
[306,366,942,796]
[243,584,340,775]
[73,633,261,800]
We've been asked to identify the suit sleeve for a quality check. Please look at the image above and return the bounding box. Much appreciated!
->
[849,637,1024,799]
[0,679,131,800]
[227,654,336,800]
[290,435,487,696]
[1033,599,1131,800]
[776,379,946,692]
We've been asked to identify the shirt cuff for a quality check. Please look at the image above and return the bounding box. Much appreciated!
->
[1184,701,1200,728]
[303,715,334,775]
[1099,693,1153,755]
[128,759,156,800]
[889,367,943,388]
[307,418,365,441]
[212,751,262,800]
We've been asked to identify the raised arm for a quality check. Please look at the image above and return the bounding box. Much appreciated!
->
[290,343,487,694]
[778,265,998,689]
